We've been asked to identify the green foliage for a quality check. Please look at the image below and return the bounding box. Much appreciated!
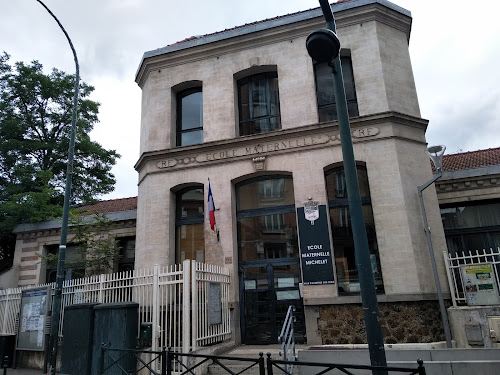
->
[40,212,121,276]
[0,52,120,270]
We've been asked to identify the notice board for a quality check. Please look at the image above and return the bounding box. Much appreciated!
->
[462,263,500,306]
[16,286,51,351]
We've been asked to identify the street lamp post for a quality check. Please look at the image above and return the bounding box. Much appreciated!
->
[306,1,387,371]
[34,1,80,374]
[417,145,453,348]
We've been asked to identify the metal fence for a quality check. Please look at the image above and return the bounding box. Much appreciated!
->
[0,260,231,352]
[443,247,500,306]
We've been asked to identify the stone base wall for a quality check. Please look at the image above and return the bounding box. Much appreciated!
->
[318,301,450,344]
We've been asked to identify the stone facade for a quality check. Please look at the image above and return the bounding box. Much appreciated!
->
[318,300,450,345]
[134,0,450,345]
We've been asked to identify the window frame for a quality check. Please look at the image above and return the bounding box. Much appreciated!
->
[175,186,205,264]
[176,87,203,147]
[314,56,359,122]
[237,71,281,136]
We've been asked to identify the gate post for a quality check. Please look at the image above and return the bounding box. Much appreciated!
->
[182,260,191,355]
[266,353,273,375]
[152,265,160,353]
[161,347,167,375]
[191,260,198,351]
[166,348,173,375]
[258,352,265,375]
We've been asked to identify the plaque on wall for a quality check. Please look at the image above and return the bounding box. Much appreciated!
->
[297,205,335,285]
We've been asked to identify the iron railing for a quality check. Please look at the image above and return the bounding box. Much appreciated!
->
[278,305,296,374]
[99,347,426,375]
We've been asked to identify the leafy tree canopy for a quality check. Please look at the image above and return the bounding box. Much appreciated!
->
[0,52,120,269]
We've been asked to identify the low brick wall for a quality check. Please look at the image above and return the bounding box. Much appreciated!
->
[318,300,450,344]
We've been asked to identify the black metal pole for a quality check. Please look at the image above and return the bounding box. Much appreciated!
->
[317,0,387,371]
[34,1,80,374]
[417,172,453,348]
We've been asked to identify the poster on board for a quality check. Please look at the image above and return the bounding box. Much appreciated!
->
[16,286,51,351]
[461,263,500,306]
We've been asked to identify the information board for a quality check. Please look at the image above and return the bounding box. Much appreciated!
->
[297,204,335,285]
[462,263,500,306]
[16,286,51,351]
[208,282,222,325]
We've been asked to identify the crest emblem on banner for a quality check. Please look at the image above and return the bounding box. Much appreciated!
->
[304,200,319,225]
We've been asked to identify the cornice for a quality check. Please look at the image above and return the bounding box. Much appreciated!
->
[436,166,500,199]
[134,112,428,181]
[136,2,411,87]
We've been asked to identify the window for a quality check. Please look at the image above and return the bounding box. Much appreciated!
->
[117,237,135,273]
[314,57,359,122]
[176,88,203,146]
[238,72,281,136]
[325,164,383,294]
[236,176,297,262]
[45,244,85,282]
[175,186,205,263]
[441,201,500,255]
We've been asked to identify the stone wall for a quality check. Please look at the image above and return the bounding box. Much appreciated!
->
[318,301,450,344]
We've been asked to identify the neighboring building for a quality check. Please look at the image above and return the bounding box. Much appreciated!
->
[1,197,137,288]
[133,0,450,345]
[437,148,500,254]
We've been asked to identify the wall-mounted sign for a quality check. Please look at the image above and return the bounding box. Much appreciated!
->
[297,205,335,285]
[16,286,51,351]
[461,263,500,306]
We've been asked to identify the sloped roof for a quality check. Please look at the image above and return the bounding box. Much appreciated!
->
[77,197,137,214]
[442,147,500,172]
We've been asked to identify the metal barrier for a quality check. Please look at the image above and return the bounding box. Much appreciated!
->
[100,346,166,375]
[278,305,296,375]
[99,347,426,375]
[166,348,265,375]
[266,354,426,375]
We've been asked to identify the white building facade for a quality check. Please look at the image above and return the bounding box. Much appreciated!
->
[134,0,449,345]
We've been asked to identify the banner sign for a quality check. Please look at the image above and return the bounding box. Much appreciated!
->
[297,204,335,285]
[461,263,500,306]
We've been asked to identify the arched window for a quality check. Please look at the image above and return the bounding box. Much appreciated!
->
[237,72,281,136]
[325,164,384,294]
[176,88,203,146]
[175,186,205,263]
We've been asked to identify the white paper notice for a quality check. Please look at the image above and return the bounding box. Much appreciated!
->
[37,330,44,347]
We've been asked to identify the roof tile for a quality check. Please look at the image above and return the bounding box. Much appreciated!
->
[442,147,500,171]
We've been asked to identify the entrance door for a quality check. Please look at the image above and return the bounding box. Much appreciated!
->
[240,259,305,344]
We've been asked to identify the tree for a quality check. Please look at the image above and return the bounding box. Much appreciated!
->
[42,212,121,277]
[0,52,120,270]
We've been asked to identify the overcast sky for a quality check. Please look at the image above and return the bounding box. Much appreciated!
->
[1,0,499,200]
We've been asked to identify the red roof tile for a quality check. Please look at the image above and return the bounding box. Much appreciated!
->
[442,147,500,171]
[77,197,137,215]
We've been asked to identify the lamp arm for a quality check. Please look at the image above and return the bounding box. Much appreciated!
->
[417,172,442,196]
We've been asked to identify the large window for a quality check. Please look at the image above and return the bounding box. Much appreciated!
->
[441,201,500,255]
[325,165,384,294]
[236,176,297,262]
[238,72,281,136]
[175,186,205,263]
[314,56,359,122]
[176,88,203,146]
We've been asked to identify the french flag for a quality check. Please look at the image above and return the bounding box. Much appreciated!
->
[207,182,216,231]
